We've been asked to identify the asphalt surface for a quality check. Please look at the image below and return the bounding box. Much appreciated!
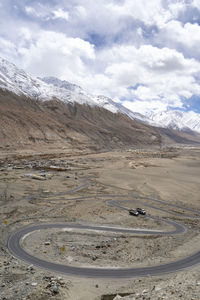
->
[8,182,200,278]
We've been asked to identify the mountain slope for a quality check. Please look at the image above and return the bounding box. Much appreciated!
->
[0,89,162,151]
[148,110,200,133]
[1,56,200,149]
[0,57,146,121]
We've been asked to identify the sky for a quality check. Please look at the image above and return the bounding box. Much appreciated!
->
[0,0,200,115]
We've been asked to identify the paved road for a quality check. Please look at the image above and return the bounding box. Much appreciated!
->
[8,182,200,278]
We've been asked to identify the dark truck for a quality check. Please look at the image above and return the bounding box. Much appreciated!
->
[129,209,139,216]
[136,208,146,215]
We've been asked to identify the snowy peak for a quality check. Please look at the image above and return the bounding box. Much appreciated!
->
[1,56,200,134]
[0,57,97,104]
[40,76,83,93]
[0,57,44,98]
[0,56,147,122]
[148,110,200,133]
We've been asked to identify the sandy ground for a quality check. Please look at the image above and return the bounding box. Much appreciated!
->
[0,147,200,299]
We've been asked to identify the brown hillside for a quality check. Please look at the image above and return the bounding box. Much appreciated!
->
[1,89,200,152]
[0,89,161,151]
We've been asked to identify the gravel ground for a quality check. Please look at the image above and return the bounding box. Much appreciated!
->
[0,147,200,299]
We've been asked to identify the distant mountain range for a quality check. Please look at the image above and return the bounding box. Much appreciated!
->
[0,56,200,134]
[147,110,200,133]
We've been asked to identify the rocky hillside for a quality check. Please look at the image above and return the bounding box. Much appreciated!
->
[0,89,162,151]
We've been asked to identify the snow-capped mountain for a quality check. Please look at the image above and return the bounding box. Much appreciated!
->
[0,57,95,104]
[40,76,83,93]
[1,56,200,134]
[0,57,44,98]
[0,57,146,122]
[148,110,200,133]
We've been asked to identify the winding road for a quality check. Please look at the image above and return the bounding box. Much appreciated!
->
[8,181,200,278]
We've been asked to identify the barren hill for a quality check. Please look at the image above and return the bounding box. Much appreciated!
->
[0,89,161,152]
[1,89,200,153]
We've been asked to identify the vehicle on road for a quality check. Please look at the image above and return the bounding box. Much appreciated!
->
[136,208,146,215]
[129,209,139,216]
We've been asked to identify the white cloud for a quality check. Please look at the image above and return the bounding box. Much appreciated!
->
[106,0,172,26]
[52,8,69,21]
[1,0,200,116]
[92,44,200,112]
[0,36,15,49]
[25,6,36,16]
[17,37,199,111]
[158,20,200,57]
[123,99,169,114]
[167,1,189,21]
[17,30,95,84]
[25,5,69,21]
[74,6,87,19]
[0,36,17,59]
[192,0,200,10]
[24,5,47,19]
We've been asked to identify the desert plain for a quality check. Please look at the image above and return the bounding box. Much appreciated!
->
[0,146,200,300]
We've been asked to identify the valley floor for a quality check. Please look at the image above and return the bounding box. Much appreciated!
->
[0,147,200,300]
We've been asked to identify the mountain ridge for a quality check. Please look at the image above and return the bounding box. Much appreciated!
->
[1,56,200,136]
[147,109,200,133]
[0,57,147,123]
[0,88,163,151]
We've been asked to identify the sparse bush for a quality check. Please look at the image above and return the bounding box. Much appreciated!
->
[0,186,13,202]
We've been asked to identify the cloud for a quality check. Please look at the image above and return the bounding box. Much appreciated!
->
[123,99,169,114]
[106,0,171,26]
[192,0,200,11]
[157,20,200,59]
[52,8,69,21]
[17,30,95,83]
[24,3,52,20]
[25,6,36,16]
[103,44,200,97]
[25,5,69,22]
[0,36,17,61]
[0,0,200,115]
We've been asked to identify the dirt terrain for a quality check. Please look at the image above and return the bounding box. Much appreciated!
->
[0,147,200,299]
